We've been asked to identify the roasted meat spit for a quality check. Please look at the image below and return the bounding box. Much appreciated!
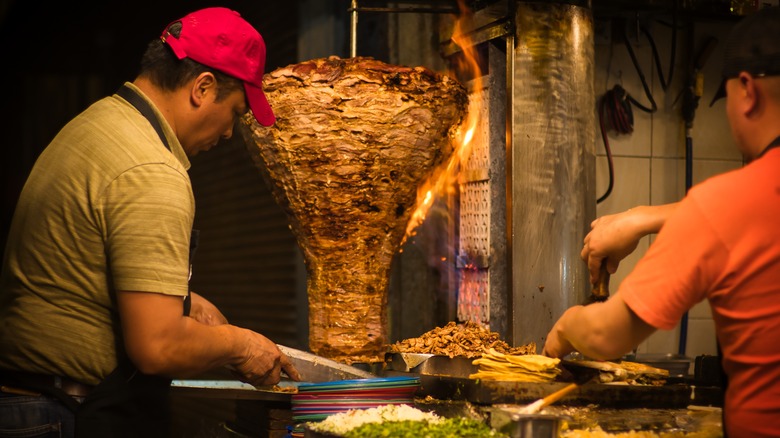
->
[240,56,467,363]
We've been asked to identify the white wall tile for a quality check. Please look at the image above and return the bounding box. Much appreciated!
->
[692,159,743,185]
[689,300,714,319]
[690,21,743,161]
[647,18,689,160]
[648,153,741,211]
[633,177,685,361]
[694,103,737,161]
[685,319,719,357]
[596,156,651,214]
[650,157,685,205]
[650,106,686,159]
[595,156,651,294]
[644,325,682,355]
[597,117,653,159]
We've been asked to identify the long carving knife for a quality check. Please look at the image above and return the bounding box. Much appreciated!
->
[277,344,375,383]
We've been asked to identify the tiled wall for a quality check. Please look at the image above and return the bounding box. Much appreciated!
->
[593,17,743,358]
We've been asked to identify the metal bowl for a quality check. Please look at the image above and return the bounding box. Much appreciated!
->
[303,428,340,438]
[385,353,477,378]
[508,413,563,438]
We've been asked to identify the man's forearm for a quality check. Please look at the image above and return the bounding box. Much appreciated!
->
[128,316,246,377]
[631,202,680,237]
[119,291,258,378]
[543,296,657,360]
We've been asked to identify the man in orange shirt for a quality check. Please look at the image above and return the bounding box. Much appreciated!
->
[543,8,780,438]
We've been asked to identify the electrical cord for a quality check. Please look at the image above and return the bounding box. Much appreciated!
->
[597,92,616,203]
[598,83,656,203]
[646,0,678,91]
[596,6,678,204]
[644,24,676,91]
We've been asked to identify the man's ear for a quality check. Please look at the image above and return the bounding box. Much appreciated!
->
[190,72,217,108]
[739,72,761,117]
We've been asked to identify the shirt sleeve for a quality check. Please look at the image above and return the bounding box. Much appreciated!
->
[97,163,194,297]
[619,196,729,330]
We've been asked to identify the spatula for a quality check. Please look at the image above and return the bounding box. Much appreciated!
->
[517,382,579,414]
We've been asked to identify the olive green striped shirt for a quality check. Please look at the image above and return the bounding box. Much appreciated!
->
[0,83,193,385]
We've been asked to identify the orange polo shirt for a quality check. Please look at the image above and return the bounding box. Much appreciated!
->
[620,147,780,438]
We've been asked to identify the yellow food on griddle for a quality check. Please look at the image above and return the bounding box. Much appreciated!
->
[565,359,669,385]
[470,349,561,382]
[618,361,670,378]
[468,370,558,383]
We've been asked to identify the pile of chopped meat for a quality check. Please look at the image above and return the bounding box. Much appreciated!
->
[388,321,536,359]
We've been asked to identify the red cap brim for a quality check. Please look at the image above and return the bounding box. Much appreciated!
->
[245,82,275,126]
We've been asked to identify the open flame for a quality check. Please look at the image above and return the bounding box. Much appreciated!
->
[401,1,485,244]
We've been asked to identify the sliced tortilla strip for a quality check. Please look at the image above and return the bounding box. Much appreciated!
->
[470,351,560,382]
[469,370,556,382]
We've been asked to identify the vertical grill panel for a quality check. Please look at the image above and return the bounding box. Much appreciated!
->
[457,87,492,326]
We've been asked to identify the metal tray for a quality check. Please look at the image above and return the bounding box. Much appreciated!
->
[386,353,477,378]
[632,353,692,377]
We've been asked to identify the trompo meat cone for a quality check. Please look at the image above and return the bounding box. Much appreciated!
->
[240,56,467,364]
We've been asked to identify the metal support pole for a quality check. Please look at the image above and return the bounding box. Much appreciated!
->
[350,0,358,57]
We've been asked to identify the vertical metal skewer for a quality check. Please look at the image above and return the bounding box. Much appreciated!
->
[350,0,358,57]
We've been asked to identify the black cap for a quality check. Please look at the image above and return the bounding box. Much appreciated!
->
[710,7,780,106]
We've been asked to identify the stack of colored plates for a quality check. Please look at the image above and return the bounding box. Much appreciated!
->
[291,376,420,423]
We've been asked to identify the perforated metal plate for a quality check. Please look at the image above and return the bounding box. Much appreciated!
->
[458,88,491,325]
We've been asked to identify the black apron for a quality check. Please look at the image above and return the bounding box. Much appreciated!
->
[74,85,199,437]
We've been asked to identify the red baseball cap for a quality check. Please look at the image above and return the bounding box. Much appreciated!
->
[161,7,275,126]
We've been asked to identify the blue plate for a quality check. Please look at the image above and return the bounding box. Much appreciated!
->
[297,377,419,392]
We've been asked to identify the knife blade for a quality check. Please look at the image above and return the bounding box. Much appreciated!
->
[277,344,375,383]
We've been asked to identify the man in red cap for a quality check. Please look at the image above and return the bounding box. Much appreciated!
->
[0,7,299,437]
[544,7,780,437]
